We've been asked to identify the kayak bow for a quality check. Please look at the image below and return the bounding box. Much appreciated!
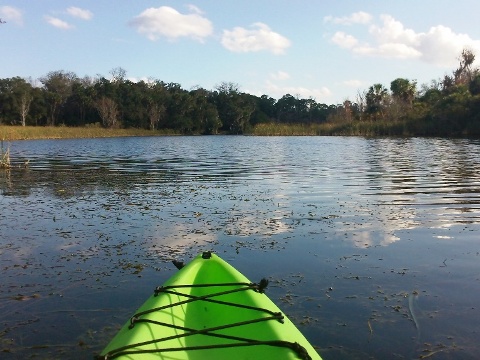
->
[98,251,322,359]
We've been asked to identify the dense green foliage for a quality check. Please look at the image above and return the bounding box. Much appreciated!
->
[1,50,480,137]
[0,71,335,135]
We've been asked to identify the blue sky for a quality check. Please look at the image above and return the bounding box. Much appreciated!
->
[1,1,480,104]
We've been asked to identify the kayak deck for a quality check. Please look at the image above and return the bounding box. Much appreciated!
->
[98,252,321,359]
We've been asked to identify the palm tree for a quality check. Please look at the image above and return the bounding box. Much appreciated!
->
[366,84,389,121]
[390,78,417,107]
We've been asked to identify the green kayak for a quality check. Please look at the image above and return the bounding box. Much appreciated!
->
[97,252,322,360]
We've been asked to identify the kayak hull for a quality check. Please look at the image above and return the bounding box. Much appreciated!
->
[99,252,321,359]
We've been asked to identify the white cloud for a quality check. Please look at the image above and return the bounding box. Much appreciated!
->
[0,6,23,25]
[324,11,372,25]
[45,16,73,30]
[67,7,93,20]
[265,81,331,101]
[328,13,480,66]
[352,43,422,59]
[331,31,358,49]
[129,6,213,42]
[418,25,480,66]
[221,22,291,55]
[269,71,290,81]
[370,15,417,45]
[343,79,363,88]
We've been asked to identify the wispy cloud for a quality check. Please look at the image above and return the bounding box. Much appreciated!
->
[324,11,372,26]
[327,12,480,66]
[186,4,204,15]
[221,22,291,55]
[269,71,290,81]
[130,6,213,42]
[0,5,23,25]
[343,79,363,88]
[45,15,73,30]
[66,7,93,21]
[265,81,331,101]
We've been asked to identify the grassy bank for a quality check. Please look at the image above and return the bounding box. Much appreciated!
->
[250,121,412,136]
[2,120,464,140]
[0,125,178,141]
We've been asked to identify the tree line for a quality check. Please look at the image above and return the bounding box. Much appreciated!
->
[338,48,480,137]
[0,68,337,135]
[1,50,480,137]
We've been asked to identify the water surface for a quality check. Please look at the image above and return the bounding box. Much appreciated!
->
[1,136,480,359]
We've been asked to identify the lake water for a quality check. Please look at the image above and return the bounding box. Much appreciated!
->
[1,136,480,359]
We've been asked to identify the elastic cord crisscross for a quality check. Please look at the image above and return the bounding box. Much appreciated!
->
[96,280,312,360]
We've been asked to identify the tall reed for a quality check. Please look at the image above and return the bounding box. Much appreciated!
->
[0,139,10,168]
[250,121,411,136]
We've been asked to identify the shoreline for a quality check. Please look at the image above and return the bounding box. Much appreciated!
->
[1,123,479,141]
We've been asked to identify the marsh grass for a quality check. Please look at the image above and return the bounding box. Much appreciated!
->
[1,121,415,141]
[0,125,178,141]
[251,121,412,137]
[251,123,325,136]
[0,140,10,168]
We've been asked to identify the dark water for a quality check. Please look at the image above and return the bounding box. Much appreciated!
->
[1,136,479,359]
